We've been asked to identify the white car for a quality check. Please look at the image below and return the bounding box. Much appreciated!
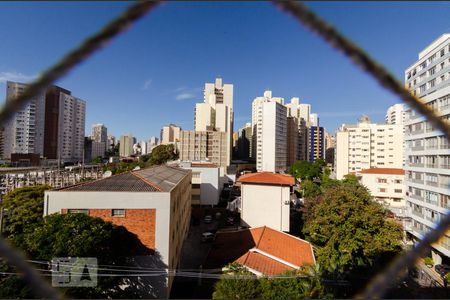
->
[204,215,212,224]
[201,232,215,242]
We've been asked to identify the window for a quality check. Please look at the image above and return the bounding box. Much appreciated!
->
[429,66,436,75]
[378,178,387,183]
[441,49,445,57]
[112,209,125,217]
[394,179,402,184]
[67,209,88,215]
[429,78,436,88]
[379,188,386,192]
[394,189,402,193]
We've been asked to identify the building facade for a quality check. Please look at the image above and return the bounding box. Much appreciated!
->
[404,33,450,263]
[335,116,404,180]
[356,168,406,218]
[178,130,228,168]
[238,172,295,232]
[194,78,234,166]
[252,91,287,173]
[44,165,192,297]
[386,103,407,125]
[119,133,134,157]
[4,81,46,159]
[285,97,310,162]
[91,124,107,158]
[307,126,324,162]
[160,124,181,145]
[236,122,252,160]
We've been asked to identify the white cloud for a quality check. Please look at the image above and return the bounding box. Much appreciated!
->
[142,78,152,90]
[176,92,196,101]
[0,71,36,83]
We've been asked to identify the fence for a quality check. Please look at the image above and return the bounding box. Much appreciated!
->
[0,1,449,299]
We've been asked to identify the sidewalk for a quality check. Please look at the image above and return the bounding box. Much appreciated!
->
[417,259,446,287]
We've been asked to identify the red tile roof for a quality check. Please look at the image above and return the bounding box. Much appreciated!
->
[358,168,405,175]
[204,226,315,276]
[191,163,218,168]
[237,172,295,186]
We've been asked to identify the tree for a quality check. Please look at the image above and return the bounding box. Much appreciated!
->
[289,160,324,181]
[91,156,103,164]
[0,185,50,247]
[148,144,178,165]
[303,184,403,281]
[213,264,261,299]
[301,180,321,199]
[0,212,153,299]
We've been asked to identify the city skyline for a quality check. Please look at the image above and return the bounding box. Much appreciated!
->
[0,2,449,140]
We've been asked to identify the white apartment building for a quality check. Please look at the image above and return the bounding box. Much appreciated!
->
[119,133,134,157]
[309,113,319,127]
[335,116,404,180]
[252,91,287,172]
[386,104,407,125]
[160,124,181,145]
[285,97,310,162]
[59,93,86,162]
[179,161,220,206]
[194,78,233,166]
[404,33,450,263]
[91,124,107,158]
[3,81,46,159]
[356,168,406,218]
[238,172,295,232]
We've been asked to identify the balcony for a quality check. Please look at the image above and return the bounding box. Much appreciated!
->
[425,181,438,187]
[409,163,424,167]
[410,178,424,184]
[426,145,439,150]
[412,146,425,151]
[411,210,424,218]
[440,164,450,169]
[410,194,423,201]
[440,144,450,149]
[439,181,450,189]
[425,163,438,168]
[410,129,425,135]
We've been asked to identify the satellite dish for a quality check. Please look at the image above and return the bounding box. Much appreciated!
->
[133,166,141,171]
[103,170,112,178]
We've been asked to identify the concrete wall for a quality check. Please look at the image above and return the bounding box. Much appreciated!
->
[240,183,290,232]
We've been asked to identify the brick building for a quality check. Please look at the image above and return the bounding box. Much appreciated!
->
[44,165,192,297]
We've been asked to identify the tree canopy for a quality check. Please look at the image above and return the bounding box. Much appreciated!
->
[289,160,325,181]
[303,184,403,280]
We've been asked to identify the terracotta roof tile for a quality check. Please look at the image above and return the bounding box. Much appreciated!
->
[204,226,315,275]
[358,168,404,175]
[237,172,295,186]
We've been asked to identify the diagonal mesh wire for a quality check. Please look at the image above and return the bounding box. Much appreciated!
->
[0,0,448,298]
[0,0,160,298]
[271,1,450,298]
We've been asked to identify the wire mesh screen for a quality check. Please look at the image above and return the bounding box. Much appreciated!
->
[0,1,448,299]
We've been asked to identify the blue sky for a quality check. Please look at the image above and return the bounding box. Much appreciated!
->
[1,1,449,141]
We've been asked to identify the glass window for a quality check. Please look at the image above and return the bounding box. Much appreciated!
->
[112,209,125,217]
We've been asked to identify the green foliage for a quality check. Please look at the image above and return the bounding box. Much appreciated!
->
[289,160,323,181]
[147,144,178,165]
[424,257,434,266]
[301,180,321,199]
[303,184,403,278]
[444,272,450,284]
[7,213,151,298]
[342,174,360,186]
[213,266,261,299]
[0,185,50,247]
[213,264,329,299]
[91,156,103,164]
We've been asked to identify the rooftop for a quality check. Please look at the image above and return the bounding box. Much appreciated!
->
[204,226,315,276]
[237,172,295,186]
[358,168,405,175]
[59,165,190,192]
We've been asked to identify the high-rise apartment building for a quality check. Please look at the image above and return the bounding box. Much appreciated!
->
[4,82,85,163]
[307,126,325,162]
[286,117,299,167]
[236,122,252,160]
[404,33,450,262]
[335,116,404,180]
[178,130,228,167]
[44,86,86,163]
[91,124,107,158]
[160,124,182,145]
[194,78,233,166]
[3,81,46,159]
[386,104,407,125]
[324,131,336,166]
[107,134,116,151]
[119,133,134,157]
[252,91,287,173]
[285,97,309,163]
[147,136,159,154]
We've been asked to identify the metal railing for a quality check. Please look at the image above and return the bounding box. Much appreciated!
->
[0,1,449,299]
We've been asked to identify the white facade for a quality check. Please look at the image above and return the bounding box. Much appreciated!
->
[385,104,406,125]
[179,162,220,206]
[356,169,406,217]
[334,116,404,180]
[309,113,319,127]
[119,133,134,157]
[252,91,287,172]
[194,78,234,166]
[160,124,181,145]
[404,33,450,261]
[4,81,46,158]
[240,183,290,232]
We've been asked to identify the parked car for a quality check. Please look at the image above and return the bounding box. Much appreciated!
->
[204,215,212,224]
[201,232,215,242]
[435,264,450,277]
